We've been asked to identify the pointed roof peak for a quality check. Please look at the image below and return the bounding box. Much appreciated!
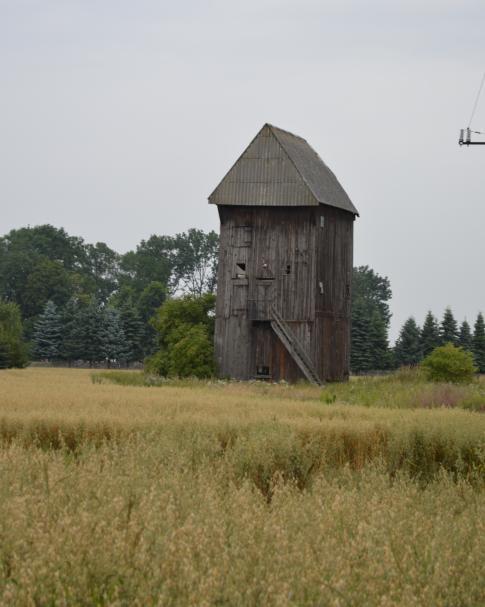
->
[265,123,306,141]
[209,123,358,215]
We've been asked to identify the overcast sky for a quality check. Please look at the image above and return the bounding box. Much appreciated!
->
[1,0,485,340]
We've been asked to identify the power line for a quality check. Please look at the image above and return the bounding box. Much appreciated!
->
[468,71,485,127]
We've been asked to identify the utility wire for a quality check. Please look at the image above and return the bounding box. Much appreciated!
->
[468,71,485,127]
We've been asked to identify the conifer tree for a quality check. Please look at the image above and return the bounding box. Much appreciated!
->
[32,300,62,361]
[420,311,440,357]
[60,298,84,364]
[102,307,127,366]
[81,298,106,366]
[368,309,391,370]
[472,312,485,373]
[440,307,458,345]
[350,266,392,373]
[350,299,373,372]
[120,303,144,364]
[458,320,473,353]
[394,317,422,366]
[65,297,105,366]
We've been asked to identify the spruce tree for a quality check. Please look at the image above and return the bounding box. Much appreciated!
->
[350,266,392,373]
[440,307,458,345]
[394,317,422,367]
[369,309,391,370]
[80,298,106,366]
[472,312,485,373]
[60,298,84,364]
[350,299,373,373]
[32,300,62,361]
[458,320,473,353]
[120,303,144,364]
[102,307,127,366]
[420,311,440,357]
[63,297,105,366]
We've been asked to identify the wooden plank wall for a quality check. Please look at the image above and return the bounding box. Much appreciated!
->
[314,207,354,381]
[214,205,354,382]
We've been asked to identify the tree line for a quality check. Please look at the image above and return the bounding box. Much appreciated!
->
[31,299,145,367]
[350,265,485,374]
[1,224,484,375]
[394,309,485,373]
[0,224,217,367]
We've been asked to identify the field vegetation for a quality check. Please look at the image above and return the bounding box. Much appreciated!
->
[0,368,484,606]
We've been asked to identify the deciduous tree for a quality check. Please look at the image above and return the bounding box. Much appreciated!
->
[171,229,219,296]
[0,339,9,369]
[137,281,167,356]
[147,293,216,377]
[0,300,29,368]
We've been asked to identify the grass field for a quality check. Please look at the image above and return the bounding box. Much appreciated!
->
[0,368,484,606]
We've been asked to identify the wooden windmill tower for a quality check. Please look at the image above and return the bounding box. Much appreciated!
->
[209,124,359,384]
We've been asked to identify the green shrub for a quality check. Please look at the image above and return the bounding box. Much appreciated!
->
[168,325,215,378]
[421,343,477,384]
[144,349,170,376]
[0,300,29,368]
[147,294,215,378]
[0,339,9,369]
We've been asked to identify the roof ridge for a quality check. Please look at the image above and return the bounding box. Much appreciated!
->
[266,123,307,143]
[269,124,358,216]
[268,125,319,206]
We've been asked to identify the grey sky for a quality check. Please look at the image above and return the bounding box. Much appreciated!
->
[1,0,485,340]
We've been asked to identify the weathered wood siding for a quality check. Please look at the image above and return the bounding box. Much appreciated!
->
[314,207,353,381]
[214,205,354,382]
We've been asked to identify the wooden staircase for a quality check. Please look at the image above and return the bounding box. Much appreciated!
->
[270,306,323,386]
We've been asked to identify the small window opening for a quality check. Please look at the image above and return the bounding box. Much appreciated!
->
[320,216,325,228]
[286,264,291,275]
[256,365,270,377]
[235,262,246,278]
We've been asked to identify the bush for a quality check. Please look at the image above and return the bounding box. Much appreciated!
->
[421,343,477,384]
[168,325,215,378]
[0,339,9,369]
[144,349,169,376]
[6,339,29,368]
[146,294,216,378]
[0,300,29,368]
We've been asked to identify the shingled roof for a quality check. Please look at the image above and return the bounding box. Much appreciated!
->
[209,123,358,215]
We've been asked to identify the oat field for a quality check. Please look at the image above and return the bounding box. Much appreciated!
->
[0,368,484,606]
